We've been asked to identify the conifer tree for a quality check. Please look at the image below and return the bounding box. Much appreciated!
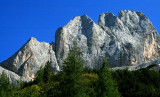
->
[60,41,86,97]
[35,61,54,85]
[35,66,44,85]
[98,59,121,97]
[43,61,53,83]
[0,71,12,96]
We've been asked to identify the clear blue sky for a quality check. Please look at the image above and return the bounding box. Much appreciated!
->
[0,0,160,62]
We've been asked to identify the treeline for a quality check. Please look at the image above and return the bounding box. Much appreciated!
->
[112,68,160,97]
[1,42,160,97]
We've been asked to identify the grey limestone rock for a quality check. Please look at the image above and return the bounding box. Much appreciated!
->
[1,37,59,81]
[1,10,160,84]
[0,66,32,85]
[0,66,20,85]
[56,10,160,68]
[55,14,109,69]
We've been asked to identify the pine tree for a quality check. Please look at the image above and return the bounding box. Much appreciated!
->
[35,66,44,85]
[60,41,86,97]
[43,61,53,83]
[35,61,54,85]
[0,71,12,96]
[98,59,121,97]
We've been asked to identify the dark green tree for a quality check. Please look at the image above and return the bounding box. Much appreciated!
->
[43,61,53,83]
[60,41,86,97]
[35,66,44,85]
[98,59,121,97]
[0,71,12,96]
[35,61,53,84]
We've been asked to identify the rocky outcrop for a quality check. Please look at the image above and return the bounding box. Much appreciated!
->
[0,37,59,83]
[1,10,160,84]
[55,15,109,68]
[0,66,20,85]
[0,66,32,85]
[56,10,160,68]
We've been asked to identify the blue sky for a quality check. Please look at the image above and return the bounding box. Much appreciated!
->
[0,0,160,62]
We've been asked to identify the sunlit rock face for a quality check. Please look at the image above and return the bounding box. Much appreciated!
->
[0,37,59,83]
[1,10,160,84]
[0,66,20,85]
[56,10,160,68]
[55,14,109,68]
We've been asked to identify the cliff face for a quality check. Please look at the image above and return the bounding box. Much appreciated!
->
[1,10,160,84]
[98,10,160,66]
[55,14,109,68]
[0,37,59,84]
[56,10,160,68]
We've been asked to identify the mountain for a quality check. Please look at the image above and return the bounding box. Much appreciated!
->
[56,10,160,68]
[0,37,59,84]
[1,10,160,84]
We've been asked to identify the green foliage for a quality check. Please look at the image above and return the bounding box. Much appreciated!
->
[33,61,56,96]
[34,61,54,85]
[59,41,87,97]
[3,42,160,97]
[35,66,44,85]
[62,41,83,74]
[0,71,10,89]
[47,83,61,97]
[43,61,53,83]
[20,85,41,97]
[82,73,99,97]
[112,68,160,97]
[0,71,13,97]
[98,59,121,97]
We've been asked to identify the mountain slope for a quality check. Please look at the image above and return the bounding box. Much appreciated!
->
[1,10,160,84]
[1,37,59,81]
[56,10,160,68]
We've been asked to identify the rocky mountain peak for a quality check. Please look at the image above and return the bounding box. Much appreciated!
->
[29,37,37,41]
[1,37,59,82]
[99,12,118,27]
[56,10,160,68]
[118,10,140,27]
[1,10,160,84]
[81,14,90,19]
[81,14,94,23]
[25,37,39,45]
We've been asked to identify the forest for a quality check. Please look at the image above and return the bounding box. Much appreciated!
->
[0,42,160,97]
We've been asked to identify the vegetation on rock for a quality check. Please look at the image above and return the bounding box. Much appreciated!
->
[0,42,160,97]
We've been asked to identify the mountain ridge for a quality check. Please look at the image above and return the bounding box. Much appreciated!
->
[1,10,160,84]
